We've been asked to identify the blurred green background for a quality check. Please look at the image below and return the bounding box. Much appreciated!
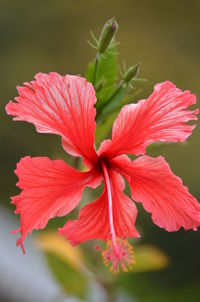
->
[0,0,200,301]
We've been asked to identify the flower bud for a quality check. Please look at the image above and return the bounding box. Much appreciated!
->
[98,17,118,54]
[123,63,140,83]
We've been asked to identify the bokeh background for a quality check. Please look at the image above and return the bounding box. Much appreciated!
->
[0,0,200,301]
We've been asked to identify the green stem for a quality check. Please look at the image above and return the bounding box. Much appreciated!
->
[93,52,100,87]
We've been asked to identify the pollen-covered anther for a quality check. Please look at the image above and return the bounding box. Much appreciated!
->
[102,238,135,273]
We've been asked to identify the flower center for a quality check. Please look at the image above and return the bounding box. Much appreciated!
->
[102,238,135,273]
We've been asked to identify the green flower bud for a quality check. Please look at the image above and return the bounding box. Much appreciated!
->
[98,17,118,54]
[123,63,140,83]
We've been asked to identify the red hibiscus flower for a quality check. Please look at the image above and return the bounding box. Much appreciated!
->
[6,73,200,273]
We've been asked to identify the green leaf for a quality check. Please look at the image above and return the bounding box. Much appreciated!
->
[97,49,118,87]
[36,232,89,298]
[96,83,116,108]
[36,232,87,271]
[95,111,118,147]
[86,45,118,104]
[134,244,170,273]
[46,252,87,299]
[96,87,143,128]
[98,85,128,119]
[95,88,142,145]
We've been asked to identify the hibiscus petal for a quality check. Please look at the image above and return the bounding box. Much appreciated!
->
[6,73,98,164]
[59,170,139,245]
[111,155,200,232]
[99,81,198,158]
[12,156,101,253]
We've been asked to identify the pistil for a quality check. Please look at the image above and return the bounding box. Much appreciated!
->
[101,161,135,273]
[101,161,118,252]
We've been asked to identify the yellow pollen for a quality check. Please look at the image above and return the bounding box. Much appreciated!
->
[101,238,135,273]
